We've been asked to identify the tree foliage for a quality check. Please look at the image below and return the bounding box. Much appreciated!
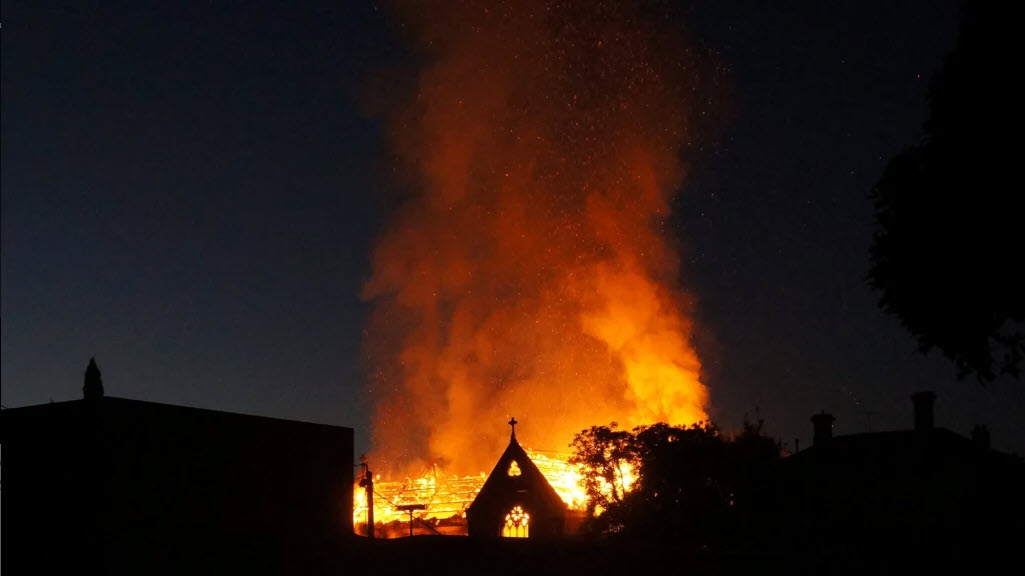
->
[869,4,1023,381]
[570,418,780,542]
[568,422,634,518]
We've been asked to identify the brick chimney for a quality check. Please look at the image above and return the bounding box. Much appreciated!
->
[811,412,835,447]
[911,391,936,432]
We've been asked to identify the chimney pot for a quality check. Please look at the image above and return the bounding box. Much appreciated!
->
[811,411,835,447]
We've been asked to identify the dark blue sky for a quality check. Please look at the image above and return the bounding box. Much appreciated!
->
[4,0,1022,458]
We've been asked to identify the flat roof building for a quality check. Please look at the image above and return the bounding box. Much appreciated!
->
[2,359,354,573]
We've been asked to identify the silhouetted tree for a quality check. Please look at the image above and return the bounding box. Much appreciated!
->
[624,422,729,541]
[869,3,1022,381]
[571,419,780,543]
[568,423,634,521]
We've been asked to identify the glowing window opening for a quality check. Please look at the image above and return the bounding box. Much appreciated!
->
[507,461,521,476]
[502,505,529,538]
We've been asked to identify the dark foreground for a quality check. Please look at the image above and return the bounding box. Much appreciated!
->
[8,531,1008,575]
[344,535,1003,576]
[112,535,1011,575]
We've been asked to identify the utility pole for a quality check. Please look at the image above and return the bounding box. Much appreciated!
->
[359,455,374,539]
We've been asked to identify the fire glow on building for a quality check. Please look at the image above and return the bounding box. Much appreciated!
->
[355,0,718,537]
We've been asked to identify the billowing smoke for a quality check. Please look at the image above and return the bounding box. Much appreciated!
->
[363,0,717,475]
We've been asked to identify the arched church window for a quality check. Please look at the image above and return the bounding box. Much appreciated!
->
[507,460,521,476]
[502,505,529,538]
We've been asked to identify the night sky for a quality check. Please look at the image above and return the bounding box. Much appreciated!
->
[4,0,1023,458]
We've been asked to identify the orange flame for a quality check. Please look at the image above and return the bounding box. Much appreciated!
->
[352,449,635,532]
[363,0,715,477]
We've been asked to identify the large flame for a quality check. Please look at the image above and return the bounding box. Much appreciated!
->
[353,448,635,532]
[363,0,715,477]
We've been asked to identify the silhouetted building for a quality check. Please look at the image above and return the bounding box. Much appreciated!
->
[2,360,355,573]
[811,411,835,446]
[83,356,104,400]
[466,418,568,538]
[771,391,1025,553]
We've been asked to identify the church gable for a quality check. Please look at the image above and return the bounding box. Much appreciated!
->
[466,419,568,538]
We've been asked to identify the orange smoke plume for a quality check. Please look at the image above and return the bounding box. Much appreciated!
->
[363,0,717,475]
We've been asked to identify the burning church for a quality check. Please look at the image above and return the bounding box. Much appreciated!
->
[353,419,590,538]
[355,0,717,530]
[359,0,713,495]
[466,419,569,538]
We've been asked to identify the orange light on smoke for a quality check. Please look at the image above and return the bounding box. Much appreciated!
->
[360,0,718,486]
